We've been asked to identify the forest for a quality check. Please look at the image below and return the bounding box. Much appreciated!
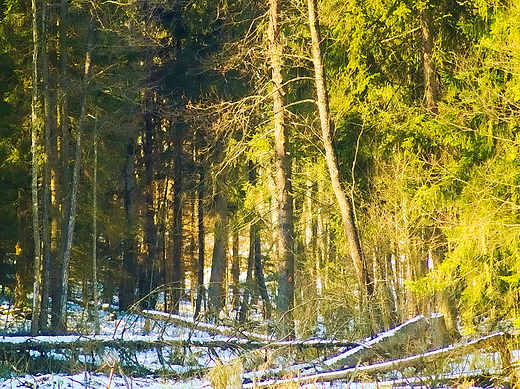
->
[0,0,519,348]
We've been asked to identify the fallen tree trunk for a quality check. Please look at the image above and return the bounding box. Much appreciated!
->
[243,332,508,388]
[242,314,437,383]
[320,314,433,369]
[142,310,271,342]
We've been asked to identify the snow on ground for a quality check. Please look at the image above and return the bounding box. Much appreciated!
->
[0,301,509,388]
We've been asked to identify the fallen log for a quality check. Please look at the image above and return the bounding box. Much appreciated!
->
[142,310,271,342]
[242,314,435,383]
[243,332,507,388]
[0,334,275,353]
[320,314,432,369]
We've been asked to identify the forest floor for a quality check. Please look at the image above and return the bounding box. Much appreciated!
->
[0,299,513,389]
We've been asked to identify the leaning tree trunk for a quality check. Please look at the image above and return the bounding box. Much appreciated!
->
[56,18,94,332]
[268,0,295,339]
[307,0,373,306]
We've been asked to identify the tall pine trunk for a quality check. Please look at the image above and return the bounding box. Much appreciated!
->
[307,0,373,309]
[268,0,295,338]
[30,0,42,336]
[40,0,54,333]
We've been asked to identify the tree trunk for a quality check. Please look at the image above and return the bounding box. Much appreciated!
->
[307,0,373,306]
[170,123,183,313]
[41,0,56,333]
[268,0,295,338]
[208,191,228,321]
[30,0,42,336]
[51,0,70,334]
[141,92,157,309]
[231,227,240,309]
[194,171,205,318]
[91,119,100,334]
[238,209,255,323]
[420,9,438,114]
[55,19,94,331]
[119,140,138,311]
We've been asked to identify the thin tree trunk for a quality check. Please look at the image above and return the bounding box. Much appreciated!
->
[249,163,271,320]
[254,227,271,320]
[30,0,42,336]
[120,140,138,311]
[268,0,295,339]
[170,123,183,313]
[208,192,228,321]
[41,0,55,333]
[141,92,157,309]
[231,228,240,309]
[194,171,205,318]
[92,119,100,334]
[307,0,373,305]
[56,18,94,332]
[238,217,255,323]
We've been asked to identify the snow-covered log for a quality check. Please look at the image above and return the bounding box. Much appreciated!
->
[142,310,273,342]
[243,332,508,388]
[319,314,431,369]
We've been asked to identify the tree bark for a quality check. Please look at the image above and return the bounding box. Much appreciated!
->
[268,0,295,339]
[307,0,373,304]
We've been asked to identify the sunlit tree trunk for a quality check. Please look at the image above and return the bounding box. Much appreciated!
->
[420,9,438,114]
[268,0,295,338]
[307,0,373,309]
[30,0,42,336]
[91,119,100,334]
